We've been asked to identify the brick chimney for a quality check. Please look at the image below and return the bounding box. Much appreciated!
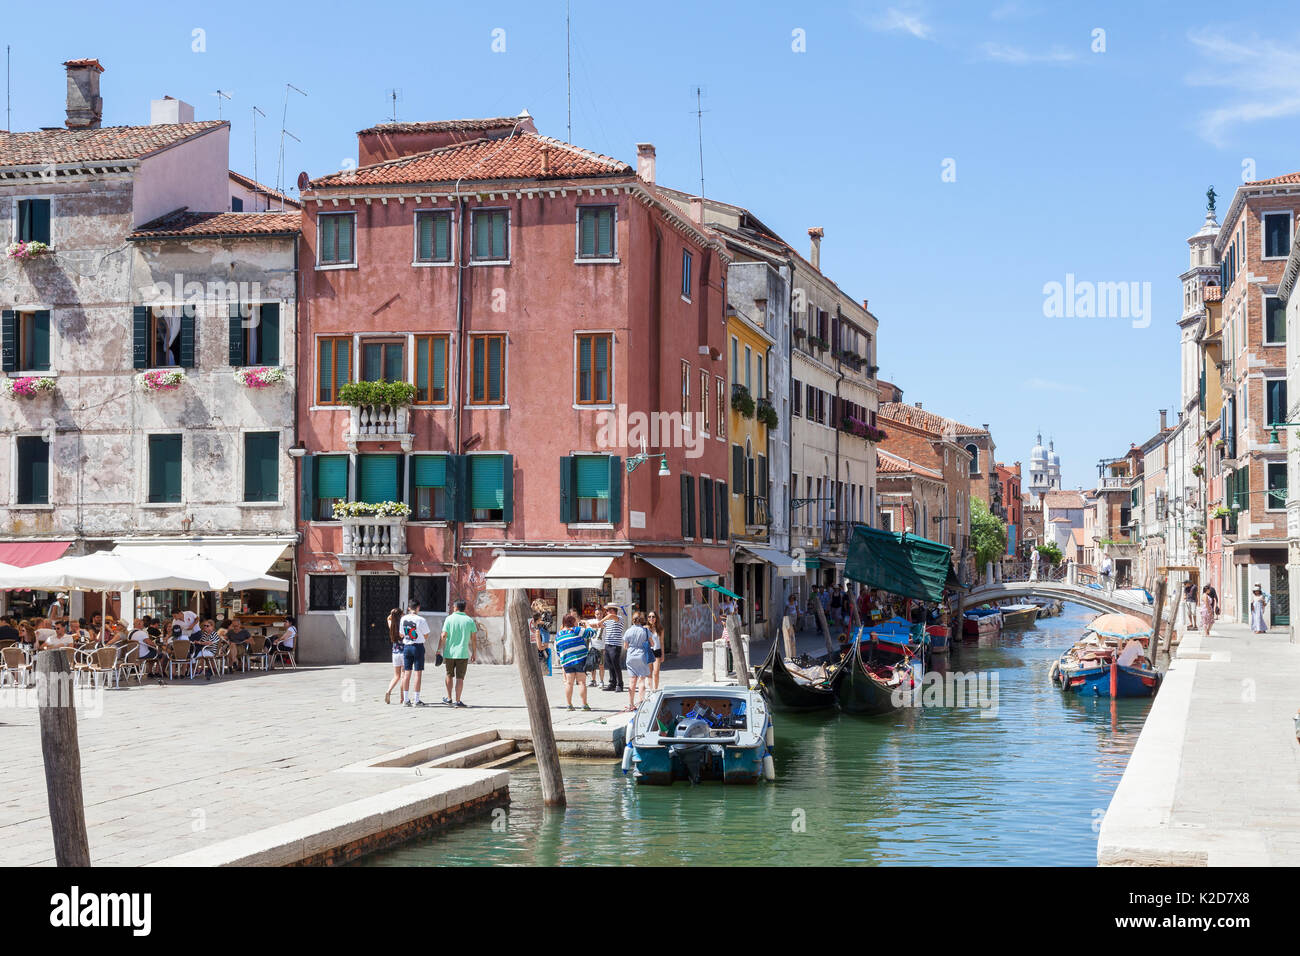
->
[636,143,656,184]
[1159,408,1167,430]
[63,58,104,130]
[808,227,824,270]
[540,144,551,176]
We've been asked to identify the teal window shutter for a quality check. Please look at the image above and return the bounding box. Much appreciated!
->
[301,452,315,519]
[179,305,196,368]
[31,311,51,370]
[417,214,434,261]
[244,432,279,502]
[229,303,244,366]
[322,215,336,261]
[133,306,150,369]
[488,337,502,401]
[148,435,182,503]
[432,337,446,400]
[492,212,507,259]
[416,338,429,400]
[559,456,574,522]
[446,454,469,522]
[594,334,608,401]
[473,212,488,258]
[337,215,353,262]
[502,454,514,523]
[435,213,450,261]
[578,336,591,401]
[316,455,348,498]
[16,436,49,505]
[358,454,399,504]
[471,455,505,511]
[717,480,729,539]
[363,343,381,381]
[259,303,280,365]
[579,209,596,256]
[597,207,613,256]
[681,474,690,537]
[384,343,403,383]
[576,456,610,498]
[413,455,447,487]
[608,455,622,525]
[1,310,15,372]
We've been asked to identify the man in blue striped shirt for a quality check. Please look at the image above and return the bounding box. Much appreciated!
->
[599,604,625,693]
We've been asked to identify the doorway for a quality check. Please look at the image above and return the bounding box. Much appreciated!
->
[360,575,400,662]
[1271,563,1290,626]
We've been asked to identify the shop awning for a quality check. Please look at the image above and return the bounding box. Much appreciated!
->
[737,545,801,577]
[484,553,617,590]
[1232,545,1286,566]
[636,554,722,590]
[844,525,955,603]
[0,540,72,568]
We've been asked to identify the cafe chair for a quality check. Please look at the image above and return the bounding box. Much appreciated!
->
[167,639,194,680]
[77,645,121,689]
[0,646,32,688]
[244,635,270,672]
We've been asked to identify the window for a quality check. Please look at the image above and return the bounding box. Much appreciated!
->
[966,443,980,476]
[317,336,352,404]
[319,213,355,265]
[146,306,190,368]
[715,479,729,539]
[1268,462,1287,511]
[793,378,802,417]
[744,345,752,390]
[16,436,49,505]
[576,455,611,522]
[230,303,280,366]
[1265,296,1286,345]
[231,196,244,213]
[308,575,347,611]
[680,474,696,537]
[756,355,764,399]
[1267,379,1288,427]
[731,337,738,382]
[409,575,448,613]
[732,444,745,493]
[681,250,693,300]
[361,339,405,382]
[414,335,449,404]
[1263,212,1291,259]
[576,333,612,404]
[700,370,709,433]
[16,199,50,244]
[716,376,726,440]
[471,209,509,261]
[701,475,715,539]
[357,454,400,505]
[470,334,506,404]
[411,454,449,521]
[312,455,348,520]
[680,360,690,420]
[6,310,51,371]
[577,206,615,259]
[415,210,453,263]
[243,431,279,503]
[147,434,182,503]
[469,454,509,521]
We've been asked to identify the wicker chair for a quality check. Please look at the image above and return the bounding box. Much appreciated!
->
[167,640,194,680]
[0,646,32,688]
[77,645,121,689]
[116,641,144,685]
[244,635,270,672]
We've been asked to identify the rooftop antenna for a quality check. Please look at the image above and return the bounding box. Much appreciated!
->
[385,88,402,123]
[251,105,266,204]
[692,86,707,197]
[277,82,307,206]
[565,0,572,142]
[6,45,11,133]
[213,89,231,120]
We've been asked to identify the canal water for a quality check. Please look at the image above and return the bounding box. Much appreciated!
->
[361,602,1153,866]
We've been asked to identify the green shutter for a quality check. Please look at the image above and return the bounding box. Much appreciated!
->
[416,337,429,400]
[338,216,353,263]
[259,303,280,365]
[431,337,446,400]
[179,305,196,368]
[732,444,745,489]
[358,454,399,504]
[413,455,447,487]
[1,310,15,372]
[488,337,502,401]
[16,436,49,505]
[594,335,608,401]
[301,452,315,520]
[681,474,690,537]
[418,214,434,261]
[148,435,182,503]
[597,208,613,256]
[132,306,149,369]
[446,454,469,522]
[472,337,484,401]
[473,213,488,258]
[335,338,350,393]
[701,478,713,538]
[559,456,574,522]
[316,455,348,498]
[608,455,622,525]
[576,456,610,498]
[717,481,729,539]
[492,212,506,258]
[434,213,450,261]
[579,209,596,257]
[322,215,336,261]
[384,343,403,383]
[471,455,505,510]
[30,311,50,370]
[229,303,245,367]
[244,432,279,502]
[502,454,514,523]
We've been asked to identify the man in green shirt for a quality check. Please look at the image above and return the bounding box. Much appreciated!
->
[438,599,478,707]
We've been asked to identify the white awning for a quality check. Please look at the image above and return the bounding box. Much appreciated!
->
[636,554,722,590]
[484,553,616,590]
[737,545,801,577]
[113,538,293,591]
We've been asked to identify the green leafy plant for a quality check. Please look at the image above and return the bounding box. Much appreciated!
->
[970,496,1007,573]
[730,384,755,418]
[756,398,778,429]
[1212,506,1232,519]
[808,336,829,350]
[1191,463,1204,477]
[1035,541,1063,567]
[337,380,416,407]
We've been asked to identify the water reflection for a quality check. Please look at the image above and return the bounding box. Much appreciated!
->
[360,602,1150,867]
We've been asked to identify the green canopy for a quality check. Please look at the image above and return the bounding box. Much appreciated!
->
[697,579,742,601]
[844,524,955,602]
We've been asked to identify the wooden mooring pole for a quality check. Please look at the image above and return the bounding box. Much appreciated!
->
[811,593,835,657]
[1148,574,1168,666]
[36,649,91,866]
[506,589,565,807]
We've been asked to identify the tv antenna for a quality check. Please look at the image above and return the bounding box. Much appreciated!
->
[213,89,231,119]
[565,0,572,141]
[691,86,708,197]
[276,82,307,206]
[6,45,11,133]
[385,88,402,123]
[251,105,266,203]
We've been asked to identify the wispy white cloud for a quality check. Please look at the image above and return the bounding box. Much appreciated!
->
[989,1,1034,20]
[1188,28,1300,146]
[1024,377,1084,393]
[979,42,1076,65]
[867,4,934,41]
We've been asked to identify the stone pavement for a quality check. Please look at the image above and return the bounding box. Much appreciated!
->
[0,654,693,866]
[1098,621,1300,866]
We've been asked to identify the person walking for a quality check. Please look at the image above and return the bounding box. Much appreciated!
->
[1100,556,1114,592]
[554,613,591,711]
[1199,585,1216,635]
[384,607,404,704]
[398,601,431,707]
[622,612,654,711]
[1182,579,1199,630]
[646,610,665,690]
[1249,584,1269,633]
[598,604,625,693]
[438,599,478,707]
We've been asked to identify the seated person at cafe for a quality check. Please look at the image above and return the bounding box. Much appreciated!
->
[191,620,221,678]
[43,621,76,649]
[224,616,252,670]
[267,616,296,667]
[35,618,55,646]
[128,619,164,677]
[0,617,19,644]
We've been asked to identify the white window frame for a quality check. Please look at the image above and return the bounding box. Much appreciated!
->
[569,450,615,529]
[9,194,55,247]
[464,449,509,527]
[469,207,511,265]
[238,427,284,508]
[411,207,457,268]
[408,452,451,526]
[1266,460,1287,512]
[574,204,619,264]
[316,211,358,270]
[1261,210,1293,261]
[1262,291,1287,346]
[8,305,56,376]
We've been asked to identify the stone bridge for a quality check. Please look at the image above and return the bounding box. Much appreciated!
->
[963,579,1154,623]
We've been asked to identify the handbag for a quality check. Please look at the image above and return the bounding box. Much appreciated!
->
[435,653,444,666]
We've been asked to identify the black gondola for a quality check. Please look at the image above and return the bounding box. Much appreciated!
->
[834,635,913,716]
[755,640,840,711]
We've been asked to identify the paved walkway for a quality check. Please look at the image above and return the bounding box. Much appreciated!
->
[1098,621,1300,866]
[0,655,702,866]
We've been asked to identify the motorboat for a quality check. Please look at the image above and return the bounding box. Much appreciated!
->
[620,687,775,785]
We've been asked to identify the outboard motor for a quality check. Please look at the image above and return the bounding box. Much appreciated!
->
[670,717,712,784]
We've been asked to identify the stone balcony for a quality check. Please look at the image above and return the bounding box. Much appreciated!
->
[339,516,410,570]
[345,405,414,452]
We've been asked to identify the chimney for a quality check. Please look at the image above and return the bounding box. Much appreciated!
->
[862,299,869,310]
[540,144,551,176]
[63,58,104,130]
[636,143,656,184]
[689,197,704,224]
[150,96,195,126]
[1158,408,1167,430]
[808,227,824,270]
[915,401,923,410]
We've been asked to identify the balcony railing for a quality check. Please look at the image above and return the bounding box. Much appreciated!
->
[339,515,410,568]
[1097,477,1126,490]
[346,405,414,452]
[744,494,770,530]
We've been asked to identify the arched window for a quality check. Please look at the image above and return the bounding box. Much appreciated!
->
[965,443,979,476]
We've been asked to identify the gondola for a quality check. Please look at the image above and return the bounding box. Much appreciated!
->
[834,632,915,716]
[755,640,840,711]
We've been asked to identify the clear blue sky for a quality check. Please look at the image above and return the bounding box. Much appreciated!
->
[4,1,1295,489]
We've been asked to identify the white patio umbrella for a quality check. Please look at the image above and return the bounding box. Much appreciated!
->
[0,552,211,592]
[171,555,289,592]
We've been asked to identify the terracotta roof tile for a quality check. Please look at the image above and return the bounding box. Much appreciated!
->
[357,117,522,136]
[1043,490,1085,509]
[309,131,631,189]
[1246,171,1300,186]
[129,210,299,240]
[876,448,942,480]
[878,402,987,438]
[1203,285,1222,303]
[0,121,226,167]
[62,58,105,72]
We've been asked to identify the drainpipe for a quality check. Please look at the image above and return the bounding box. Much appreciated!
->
[451,193,468,586]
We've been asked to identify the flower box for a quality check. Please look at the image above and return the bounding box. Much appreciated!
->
[5,241,52,261]
[730,384,755,418]
[338,380,416,407]
[808,336,829,350]
[234,366,287,388]
[332,500,412,519]
[792,328,807,339]
[136,369,185,392]
[3,376,56,397]
[840,415,887,442]
[756,398,778,429]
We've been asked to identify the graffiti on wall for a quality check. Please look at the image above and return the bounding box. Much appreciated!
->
[678,602,716,656]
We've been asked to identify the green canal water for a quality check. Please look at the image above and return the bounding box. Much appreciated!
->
[361,602,1152,866]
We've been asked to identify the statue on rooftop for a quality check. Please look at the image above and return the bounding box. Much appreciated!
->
[1206,185,1216,213]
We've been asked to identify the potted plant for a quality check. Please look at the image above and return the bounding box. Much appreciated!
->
[792,327,807,340]
[1192,463,1204,477]
[136,369,185,392]
[3,376,56,398]
[332,500,412,518]
[5,240,51,261]
[730,384,755,418]
[1212,506,1233,520]
[338,380,417,407]
[756,397,778,429]
[808,335,829,350]
[234,366,287,388]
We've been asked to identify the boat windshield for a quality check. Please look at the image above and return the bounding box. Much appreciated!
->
[654,696,748,734]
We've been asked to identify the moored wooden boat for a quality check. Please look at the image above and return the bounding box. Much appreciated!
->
[962,607,1002,640]
[999,603,1040,629]
[835,634,914,716]
[926,624,950,654]
[755,641,840,711]
[620,687,775,784]
[1050,635,1160,698]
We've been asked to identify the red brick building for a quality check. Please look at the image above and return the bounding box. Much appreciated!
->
[294,115,731,663]
[996,462,1024,556]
